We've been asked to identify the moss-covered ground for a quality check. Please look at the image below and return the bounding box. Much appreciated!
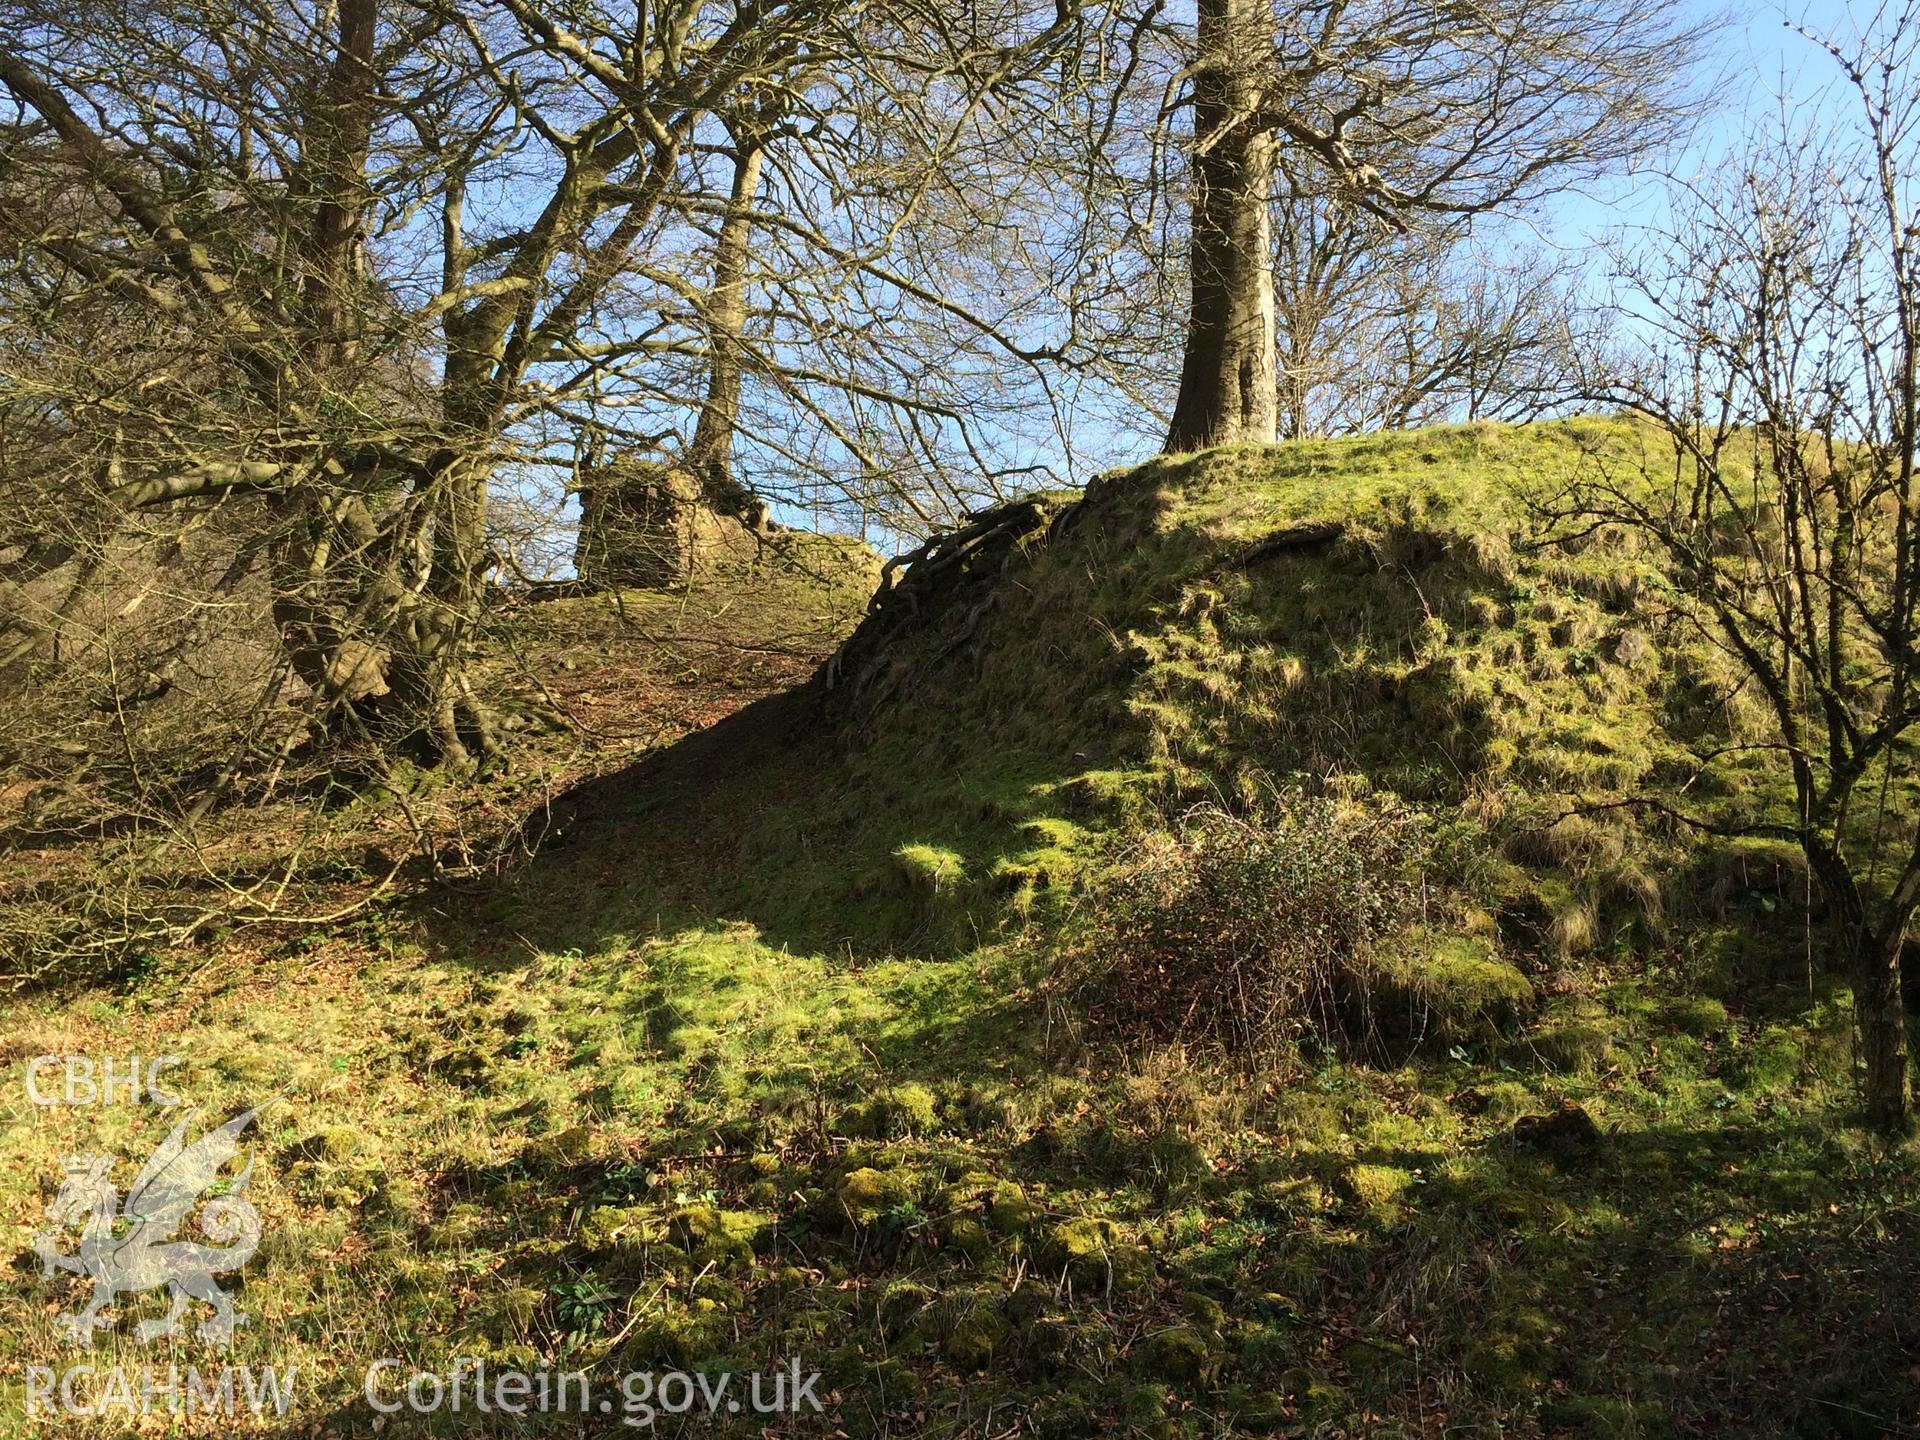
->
[3,420,1917,1437]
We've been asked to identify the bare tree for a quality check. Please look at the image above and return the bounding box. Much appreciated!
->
[685,110,772,524]
[1271,195,1578,439]
[0,0,1082,772]
[1565,16,1920,1129]
[1163,0,1698,452]
[1165,0,1279,450]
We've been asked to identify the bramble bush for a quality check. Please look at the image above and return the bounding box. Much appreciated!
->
[1075,796,1426,1053]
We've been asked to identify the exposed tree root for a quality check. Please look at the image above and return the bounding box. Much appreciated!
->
[1228,520,1345,568]
[819,494,1071,723]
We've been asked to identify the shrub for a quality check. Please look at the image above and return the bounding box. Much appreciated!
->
[1075,797,1424,1052]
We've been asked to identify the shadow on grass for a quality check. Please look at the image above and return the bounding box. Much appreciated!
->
[273,1067,1920,1439]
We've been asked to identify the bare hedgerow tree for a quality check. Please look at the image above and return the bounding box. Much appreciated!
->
[683,106,774,525]
[1563,15,1920,1129]
[0,0,1081,773]
[644,18,1145,540]
[1162,0,1701,453]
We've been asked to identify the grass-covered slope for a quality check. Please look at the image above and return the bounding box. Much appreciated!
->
[527,416,1802,972]
[4,420,1917,1439]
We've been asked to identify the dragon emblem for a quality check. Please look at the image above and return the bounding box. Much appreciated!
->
[31,1106,265,1347]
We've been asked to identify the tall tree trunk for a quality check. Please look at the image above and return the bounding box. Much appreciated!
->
[379,443,497,767]
[1166,0,1278,453]
[687,124,766,522]
[269,0,396,736]
[1859,921,1913,1130]
[268,490,393,722]
[298,0,377,373]
[1820,842,1914,1131]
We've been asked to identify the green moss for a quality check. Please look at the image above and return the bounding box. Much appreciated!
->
[1340,1163,1417,1221]
[940,1303,1010,1369]
[628,1301,729,1367]
[835,1167,913,1227]
[1043,1216,1151,1292]
[525,1123,597,1168]
[990,818,1089,896]
[579,1204,658,1252]
[1661,996,1729,1037]
[877,1279,933,1339]
[881,1082,939,1132]
[1134,1325,1219,1383]
[1457,1079,1538,1127]
[892,844,967,895]
[1149,1130,1210,1183]
[1461,1307,1557,1392]
[474,1285,543,1342]
[1299,1380,1353,1423]
[1526,1021,1615,1075]
[366,1174,425,1232]
[1733,1026,1805,1093]
[434,1045,498,1088]
[292,1124,364,1162]
[1368,933,1535,1045]
[1049,768,1164,823]
[39,418,1920,1437]
[1269,1091,1343,1146]
[986,1179,1039,1235]
[843,1082,941,1137]
[669,1205,771,1255]
[1179,1291,1227,1330]
[1045,1214,1117,1256]
[937,1214,993,1258]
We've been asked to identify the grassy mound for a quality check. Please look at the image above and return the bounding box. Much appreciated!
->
[521,416,1815,977]
[6,419,1918,1438]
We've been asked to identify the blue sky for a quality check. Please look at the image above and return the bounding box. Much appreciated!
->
[1541,0,1865,249]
